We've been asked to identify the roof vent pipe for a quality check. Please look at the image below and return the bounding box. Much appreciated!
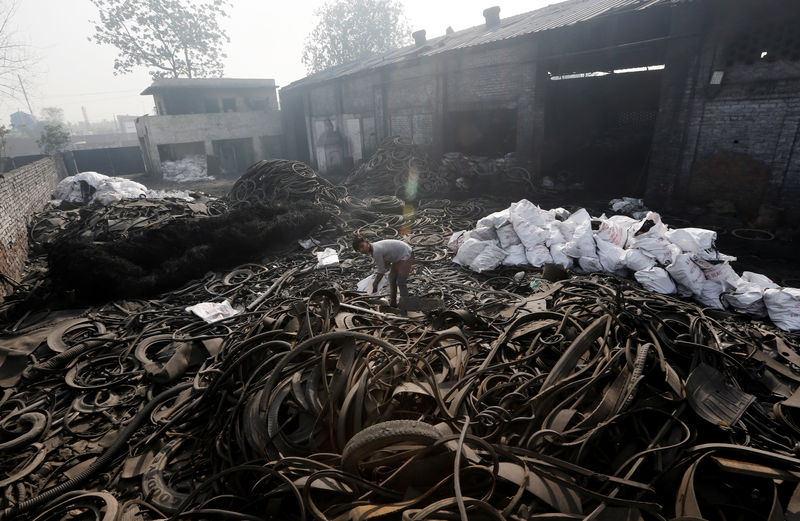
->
[483,6,501,28]
[446,26,454,35]
[412,29,427,46]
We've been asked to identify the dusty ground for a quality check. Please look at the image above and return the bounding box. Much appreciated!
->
[122,172,238,197]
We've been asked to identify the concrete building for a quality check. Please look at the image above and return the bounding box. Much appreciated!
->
[136,78,283,178]
[280,0,800,220]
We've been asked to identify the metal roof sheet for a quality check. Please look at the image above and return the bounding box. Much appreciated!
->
[141,78,276,95]
[284,0,681,90]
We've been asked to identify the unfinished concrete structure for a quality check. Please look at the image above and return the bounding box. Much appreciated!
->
[281,0,800,220]
[136,78,283,178]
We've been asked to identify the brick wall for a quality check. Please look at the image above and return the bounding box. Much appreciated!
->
[0,158,59,296]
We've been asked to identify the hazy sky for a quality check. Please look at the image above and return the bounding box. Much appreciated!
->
[2,0,555,125]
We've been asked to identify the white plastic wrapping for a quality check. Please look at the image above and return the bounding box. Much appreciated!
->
[512,219,549,248]
[666,227,717,253]
[624,249,656,272]
[447,231,467,252]
[596,238,626,273]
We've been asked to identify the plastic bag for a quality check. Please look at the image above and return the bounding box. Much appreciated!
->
[315,248,340,268]
[185,300,239,323]
[563,216,597,259]
[502,243,528,266]
[357,273,389,295]
[666,253,706,296]
[741,271,780,290]
[470,242,507,273]
[496,222,522,249]
[525,244,553,267]
[635,267,677,294]
[764,288,800,331]
[453,238,490,266]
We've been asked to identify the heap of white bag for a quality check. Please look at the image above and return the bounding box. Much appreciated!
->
[52,172,195,206]
[448,199,800,331]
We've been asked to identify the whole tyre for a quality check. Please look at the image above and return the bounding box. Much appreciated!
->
[341,420,442,475]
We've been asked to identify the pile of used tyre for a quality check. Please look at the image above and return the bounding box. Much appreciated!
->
[344,136,443,200]
[4,184,800,520]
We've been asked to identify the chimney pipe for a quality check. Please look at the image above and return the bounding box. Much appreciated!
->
[483,6,501,28]
[446,26,454,35]
[412,29,427,46]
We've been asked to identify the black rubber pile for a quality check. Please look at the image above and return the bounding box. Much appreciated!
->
[344,136,444,200]
[2,194,800,520]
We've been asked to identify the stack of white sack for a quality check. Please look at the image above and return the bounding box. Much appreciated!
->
[52,172,198,206]
[448,199,800,331]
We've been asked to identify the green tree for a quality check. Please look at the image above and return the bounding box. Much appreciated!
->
[89,0,231,79]
[302,0,411,74]
[40,106,65,124]
[37,123,70,156]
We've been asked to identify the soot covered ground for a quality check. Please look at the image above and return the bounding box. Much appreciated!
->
[48,203,331,303]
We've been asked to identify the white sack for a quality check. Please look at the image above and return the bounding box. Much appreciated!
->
[447,231,467,252]
[764,288,800,331]
[596,238,626,273]
[666,228,717,253]
[502,244,528,266]
[635,267,677,295]
[477,209,510,229]
[741,271,780,290]
[629,235,674,265]
[595,219,630,248]
[453,238,490,266]
[624,249,656,272]
[723,282,769,317]
[563,216,597,259]
[696,280,726,310]
[545,222,567,246]
[465,226,497,242]
[666,254,706,296]
[496,223,522,249]
[510,199,553,227]
[696,261,741,290]
[578,256,604,273]
[550,243,574,270]
[470,242,507,273]
[695,249,737,263]
[525,245,553,267]
[513,219,549,248]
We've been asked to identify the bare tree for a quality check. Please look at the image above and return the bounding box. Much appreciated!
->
[0,0,30,101]
[302,0,412,74]
[89,0,231,79]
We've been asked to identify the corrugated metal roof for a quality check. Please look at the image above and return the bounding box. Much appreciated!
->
[284,0,681,89]
[141,78,276,95]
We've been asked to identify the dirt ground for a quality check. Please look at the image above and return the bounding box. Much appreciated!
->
[121,172,238,197]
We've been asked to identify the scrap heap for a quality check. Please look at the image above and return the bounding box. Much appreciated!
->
[0,160,799,520]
